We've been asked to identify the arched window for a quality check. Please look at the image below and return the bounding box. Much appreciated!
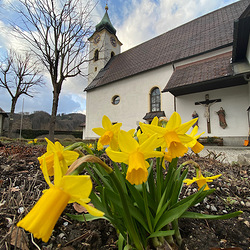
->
[94,49,99,61]
[150,87,161,112]
[111,51,115,58]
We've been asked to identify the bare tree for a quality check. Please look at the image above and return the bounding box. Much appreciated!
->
[11,0,95,141]
[0,50,43,137]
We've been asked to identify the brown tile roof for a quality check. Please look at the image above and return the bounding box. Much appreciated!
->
[85,0,250,91]
[163,51,233,91]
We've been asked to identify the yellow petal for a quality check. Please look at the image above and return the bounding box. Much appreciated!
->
[106,147,129,164]
[45,138,55,153]
[118,130,138,153]
[151,116,159,126]
[60,175,92,200]
[54,141,64,152]
[102,115,112,130]
[166,112,181,130]
[92,127,105,136]
[76,201,104,217]
[139,134,161,153]
[53,154,63,186]
[140,123,166,137]
[207,174,222,180]
[190,126,198,137]
[62,150,79,166]
[176,118,197,134]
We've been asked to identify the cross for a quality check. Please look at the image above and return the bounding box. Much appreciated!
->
[195,94,221,133]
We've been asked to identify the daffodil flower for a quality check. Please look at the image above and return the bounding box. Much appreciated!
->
[186,126,205,153]
[92,115,122,151]
[17,155,104,242]
[28,139,38,144]
[106,130,163,185]
[140,112,197,161]
[183,173,221,190]
[38,138,79,176]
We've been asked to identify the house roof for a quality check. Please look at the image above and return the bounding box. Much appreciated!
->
[162,51,249,96]
[0,108,8,117]
[85,0,250,92]
[232,3,250,62]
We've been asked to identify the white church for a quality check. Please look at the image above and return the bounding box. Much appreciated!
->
[83,0,250,146]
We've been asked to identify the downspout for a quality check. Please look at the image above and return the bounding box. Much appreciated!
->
[172,63,177,112]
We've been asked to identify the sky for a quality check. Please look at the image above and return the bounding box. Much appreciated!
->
[0,0,239,115]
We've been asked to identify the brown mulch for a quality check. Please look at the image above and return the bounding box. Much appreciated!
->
[0,142,249,250]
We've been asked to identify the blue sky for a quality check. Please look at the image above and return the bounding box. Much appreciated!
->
[0,0,239,115]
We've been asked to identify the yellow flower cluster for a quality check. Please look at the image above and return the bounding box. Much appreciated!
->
[93,112,204,185]
[17,139,103,242]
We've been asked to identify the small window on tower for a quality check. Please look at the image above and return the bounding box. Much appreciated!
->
[94,50,99,61]
[111,51,115,58]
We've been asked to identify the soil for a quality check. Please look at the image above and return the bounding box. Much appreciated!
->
[0,142,249,250]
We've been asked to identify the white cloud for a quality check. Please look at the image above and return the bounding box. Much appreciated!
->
[113,0,239,52]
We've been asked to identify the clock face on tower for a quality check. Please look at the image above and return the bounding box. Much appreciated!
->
[93,34,100,44]
[110,36,117,47]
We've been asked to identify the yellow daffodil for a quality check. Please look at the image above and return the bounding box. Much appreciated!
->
[106,130,163,185]
[140,112,197,161]
[186,126,205,153]
[28,139,37,144]
[183,173,222,190]
[92,115,122,151]
[38,138,79,176]
[17,155,104,242]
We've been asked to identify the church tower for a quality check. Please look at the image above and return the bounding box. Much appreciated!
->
[88,5,122,85]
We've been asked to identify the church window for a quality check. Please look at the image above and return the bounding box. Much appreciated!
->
[111,51,115,58]
[112,95,120,105]
[150,87,161,112]
[94,49,99,61]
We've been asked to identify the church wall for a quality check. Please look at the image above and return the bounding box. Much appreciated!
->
[85,65,175,139]
[176,84,249,146]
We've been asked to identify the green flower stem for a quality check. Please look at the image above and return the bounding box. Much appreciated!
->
[165,224,175,245]
[156,157,163,202]
[172,219,182,246]
[109,171,144,250]
[142,183,153,233]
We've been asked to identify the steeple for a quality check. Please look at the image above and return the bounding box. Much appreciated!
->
[95,4,116,35]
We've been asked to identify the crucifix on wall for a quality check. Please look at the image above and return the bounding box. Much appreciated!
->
[195,94,221,133]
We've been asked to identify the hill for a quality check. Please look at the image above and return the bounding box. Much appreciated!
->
[3,111,85,131]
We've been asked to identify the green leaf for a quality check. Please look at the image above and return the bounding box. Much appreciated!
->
[118,234,125,250]
[113,162,128,194]
[155,187,205,231]
[66,213,106,222]
[181,211,243,220]
[147,230,175,239]
[126,181,145,212]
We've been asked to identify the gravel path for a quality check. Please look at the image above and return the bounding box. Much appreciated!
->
[197,146,250,164]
